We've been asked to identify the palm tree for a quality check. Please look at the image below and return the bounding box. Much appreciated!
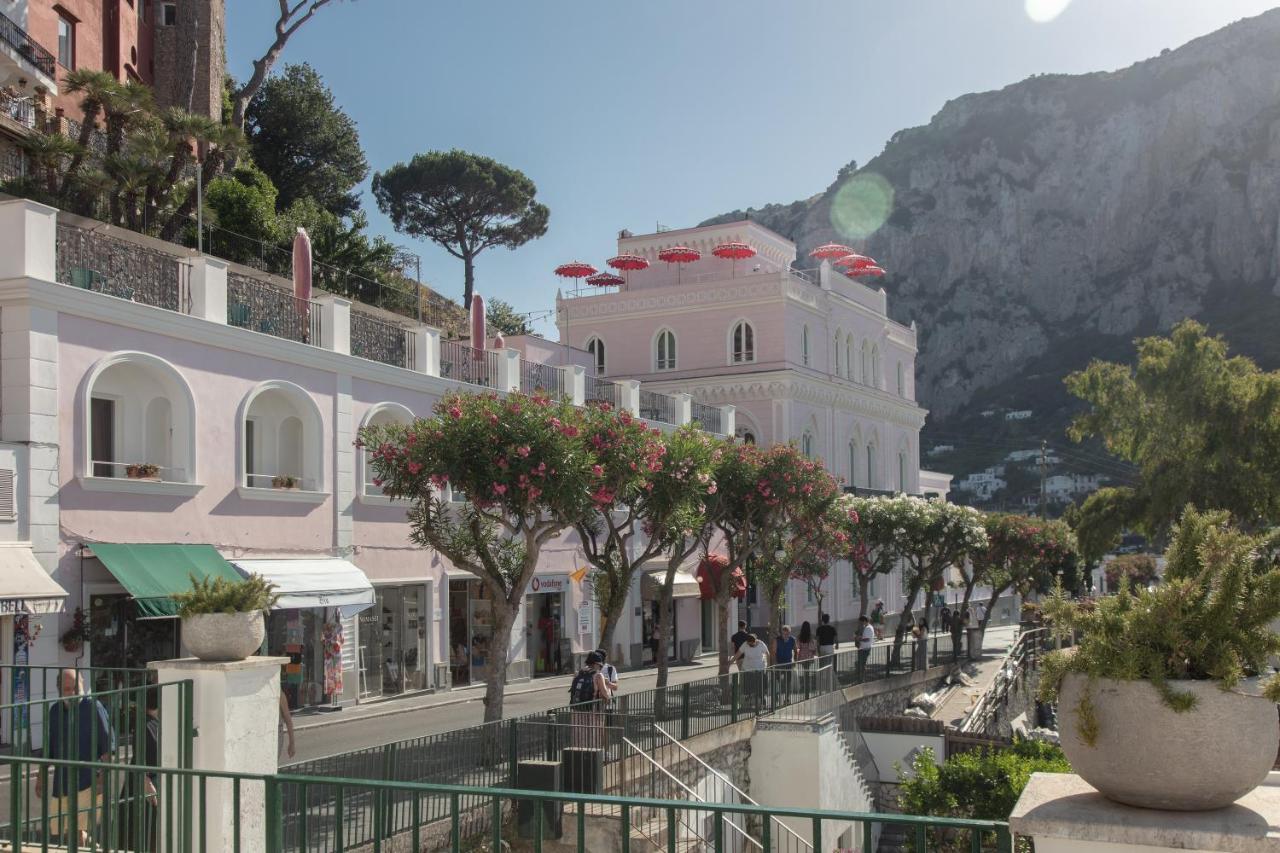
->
[16,133,83,198]
[58,70,119,198]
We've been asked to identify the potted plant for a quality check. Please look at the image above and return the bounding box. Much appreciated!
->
[60,606,90,653]
[173,574,278,662]
[126,462,161,480]
[1038,508,1280,810]
[271,474,298,490]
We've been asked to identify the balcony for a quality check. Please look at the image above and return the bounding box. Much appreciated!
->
[639,388,678,425]
[519,358,565,397]
[0,11,56,88]
[57,221,193,314]
[690,400,723,434]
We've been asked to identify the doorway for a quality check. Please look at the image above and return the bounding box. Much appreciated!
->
[525,592,565,677]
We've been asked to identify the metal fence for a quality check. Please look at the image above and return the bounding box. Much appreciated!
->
[519,359,566,398]
[227,272,323,346]
[0,10,56,77]
[350,309,414,369]
[439,340,500,389]
[583,375,620,408]
[690,401,723,434]
[56,222,193,314]
[639,389,678,425]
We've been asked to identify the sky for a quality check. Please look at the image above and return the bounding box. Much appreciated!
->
[226,0,1280,335]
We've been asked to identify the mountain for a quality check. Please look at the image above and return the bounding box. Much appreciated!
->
[703,10,1280,478]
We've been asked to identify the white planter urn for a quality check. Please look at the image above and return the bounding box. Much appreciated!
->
[182,611,266,662]
[1058,673,1279,810]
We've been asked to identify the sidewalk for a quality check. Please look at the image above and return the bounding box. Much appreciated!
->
[931,625,1021,727]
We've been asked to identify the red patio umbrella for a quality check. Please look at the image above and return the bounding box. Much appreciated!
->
[554,261,598,297]
[809,242,853,261]
[607,253,649,290]
[851,264,887,278]
[834,253,877,272]
[657,246,700,284]
[712,241,756,278]
[585,271,625,288]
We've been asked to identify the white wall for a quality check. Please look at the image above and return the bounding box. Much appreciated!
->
[863,731,946,783]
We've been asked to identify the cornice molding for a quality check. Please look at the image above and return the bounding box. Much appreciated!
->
[562,278,784,322]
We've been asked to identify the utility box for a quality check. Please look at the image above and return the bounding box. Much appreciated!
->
[561,747,605,794]
[516,759,563,840]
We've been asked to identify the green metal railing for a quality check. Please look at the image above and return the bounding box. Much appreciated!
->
[4,755,1015,852]
[0,665,153,754]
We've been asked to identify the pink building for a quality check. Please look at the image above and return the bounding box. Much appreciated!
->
[0,200,733,709]
[557,220,954,637]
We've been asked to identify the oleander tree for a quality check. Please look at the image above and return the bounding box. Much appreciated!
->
[974,515,1078,633]
[360,392,593,721]
[839,494,909,620]
[891,497,988,657]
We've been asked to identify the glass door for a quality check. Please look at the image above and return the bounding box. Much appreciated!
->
[400,586,426,692]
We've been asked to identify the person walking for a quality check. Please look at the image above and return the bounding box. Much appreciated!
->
[940,605,952,634]
[568,651,611,749]
[870,600,885,640]
[732,634,770,712]
[730,620,751,654]
[855,616,876,681]
[795,621,817,669]
[596,648,620,724]
[816,613,838,660]
[119,684,160,852]
[775,624,797,700]
[37,670,115,846]
[279,692,296,761]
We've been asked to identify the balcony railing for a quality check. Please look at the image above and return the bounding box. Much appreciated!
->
[690,400,722,434]
[0,11,56,78]
[439,339,499,389]
[227,272,322,346]
[0,88,35,129]
[88,460,190,482]
[583,374,619,408]
[519,358,565,398]
[639,388,678,425]
[351,308,414,369]
[56,221,193,314]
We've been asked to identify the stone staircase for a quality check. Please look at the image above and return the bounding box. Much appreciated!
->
[833,721,886,853]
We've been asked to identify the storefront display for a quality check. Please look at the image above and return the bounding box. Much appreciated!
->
[358,584,429,699]
[449,579,496,687]
[640,566,702,664]
[526,574,568,677]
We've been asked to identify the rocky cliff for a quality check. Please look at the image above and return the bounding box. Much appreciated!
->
[704,11,1280,436]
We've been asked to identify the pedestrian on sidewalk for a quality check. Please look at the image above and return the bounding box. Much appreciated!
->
[569,652,611,749]
[596,647,620,724]
[816,613,838,660]
[730,620,750,654]
[279,692,296,761]
[775,625,797,700]
[732,634,770,713]
[855,616,875,681]
[870,600,885,640]
[796,621,816,669]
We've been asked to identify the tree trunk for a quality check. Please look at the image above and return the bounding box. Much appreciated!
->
[979,584,1010,634]
[158,149,224,243]
[856,574,870,620]
[655,558,679,688]
[766,582,786,649]
[716,594,732,676]
[597,613,617,663]
[463,254,476,312]
[481,598,515,722]
[892,583,922,665]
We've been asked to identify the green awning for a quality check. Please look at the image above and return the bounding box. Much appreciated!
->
[90,544,243,618]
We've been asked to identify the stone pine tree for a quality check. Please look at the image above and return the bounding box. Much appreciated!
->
[360,392,593,721]
[373,150,550,310]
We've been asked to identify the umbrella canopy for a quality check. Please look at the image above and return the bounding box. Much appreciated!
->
[292,227,312,302]
[712,241,756,260]
[585,271,625,288]
[834,253,877,271]
[607,254,649,272]
[695,554,746,601]
[851,264,887,278]
[809,242,853,260]
[554,261,598,279]
[470,293,486,351]
[658,246,701,264]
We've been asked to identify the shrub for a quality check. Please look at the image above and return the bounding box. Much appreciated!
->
[1039,508,1280,744]
[174,574,278,617]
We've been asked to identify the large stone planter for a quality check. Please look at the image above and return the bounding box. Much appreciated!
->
[182,611,266,662]
[1058,673,1279,810]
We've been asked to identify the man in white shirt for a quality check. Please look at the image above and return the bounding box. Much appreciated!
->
[974,602,987,626]
[856,615,876,681]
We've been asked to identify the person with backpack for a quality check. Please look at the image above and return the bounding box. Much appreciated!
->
[569,652,610,748]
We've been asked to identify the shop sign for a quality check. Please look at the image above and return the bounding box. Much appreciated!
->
[0,599,34,615]
[530,574,569,594]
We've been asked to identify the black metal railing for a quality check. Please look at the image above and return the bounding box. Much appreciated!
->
[583,374,619,408]
[0,11,56,77]
[439,339,499,389]
[519,359,565,398]
[690,401,722,433]
[56,221,192,314]
[0,87,35,129]
[639,388,678,424]
[350,308,413,369]
[227,272,322,345]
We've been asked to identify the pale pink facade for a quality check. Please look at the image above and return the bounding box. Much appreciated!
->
[0,200,733,705]
[557,220,959,637]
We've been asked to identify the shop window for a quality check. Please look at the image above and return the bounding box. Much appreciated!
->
[83,353,196,486]
[56,12,75,69]
[655,329,676,371]
[240,381,323,493]
[731,320,755,364]
[586,336,605,376]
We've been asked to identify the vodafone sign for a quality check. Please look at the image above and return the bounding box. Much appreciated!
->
[530,574,569,594]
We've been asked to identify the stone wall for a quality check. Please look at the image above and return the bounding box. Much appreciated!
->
[151,0,225,121]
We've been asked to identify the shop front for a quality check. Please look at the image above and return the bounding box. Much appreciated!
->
[448,577,495,688]
[1,545,68,710]
[357,582,431,701]
[231,558,375,712]
[525,574,570,678]
[638,562,702,666]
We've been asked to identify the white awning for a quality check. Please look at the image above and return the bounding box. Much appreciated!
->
[640,559,702,600]
[230,558,375,617]
[0,545,67,616]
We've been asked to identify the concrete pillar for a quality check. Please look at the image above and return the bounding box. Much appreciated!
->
[819,259,833,291]
[565,364,585,406]
[619,380,641,417]
[0,199,56,282]
[721,404,736,437]
[334,374,354,555]
[150,656,289,853]
[188,257,228,323]
[412,326,441,376]
[316,294,351,355]
[497,348,522,393]
[672,393,693,426]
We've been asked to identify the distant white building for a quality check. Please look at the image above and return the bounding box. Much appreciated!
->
[1005,410,1033,421]
[1044,473,1106,501]
[957,471,1006,500]
[1006,449,1061,464]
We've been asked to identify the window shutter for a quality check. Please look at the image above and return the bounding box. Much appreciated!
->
[341,614,357,671]
[0,469,15,519]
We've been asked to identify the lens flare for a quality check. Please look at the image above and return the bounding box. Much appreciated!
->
[829,172,894,241]
[1025,0,1072,23]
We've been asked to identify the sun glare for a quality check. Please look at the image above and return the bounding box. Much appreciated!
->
[830,172,894,241]
[1025,0,1072,24]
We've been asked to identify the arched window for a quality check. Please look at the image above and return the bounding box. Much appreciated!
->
[586,337,606,376]
[360,403,415,498]
[655,329,677,371]
[866,443,877,489]
[833,332,842,376]
[872,345,882,388]
[801,432,814,458]
[731,321,755,364]
[860,341,871,385]
[801,325,810,366]
[848,442,857,486]
[896,361,905,397]
[845,335,854,379]
[240,381,324,495]
[81,352,197,489]
[898,451,908,493]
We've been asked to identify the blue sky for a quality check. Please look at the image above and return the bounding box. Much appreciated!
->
[226,0,1279,334]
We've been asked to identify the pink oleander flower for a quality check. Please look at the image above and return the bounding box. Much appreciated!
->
[407,462,422,475]
[448,406,462,419]
[592,464,604,477]
[492,483,508,496]
[372,478,383,487]
[517,445,531,458]
[527,486,542,500]
[707,483,717,494]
